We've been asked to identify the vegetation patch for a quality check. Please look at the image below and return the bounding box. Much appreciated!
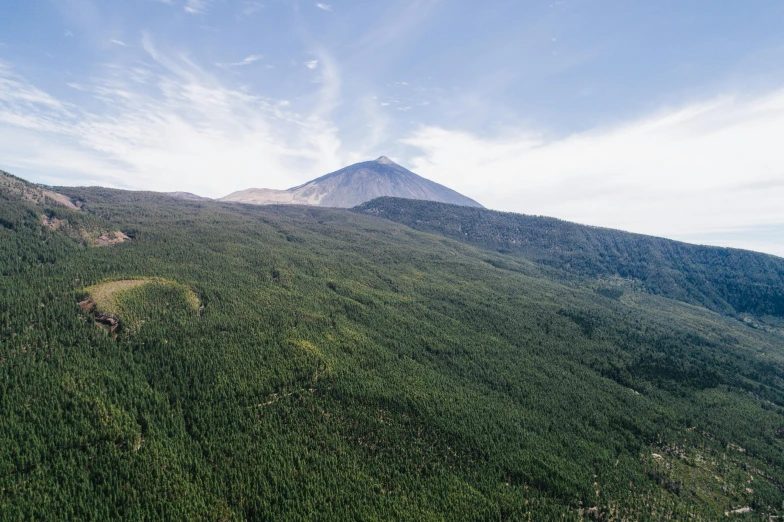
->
[79,278,199,333]
[38,208,132,248]
[94,230,130,247]
[41,214,66,230]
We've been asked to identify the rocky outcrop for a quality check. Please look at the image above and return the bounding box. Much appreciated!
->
[78,298,120,332]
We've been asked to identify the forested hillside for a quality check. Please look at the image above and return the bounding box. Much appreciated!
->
[355,197,784,323]
[1,174,784,520]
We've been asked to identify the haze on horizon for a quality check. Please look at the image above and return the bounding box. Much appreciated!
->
[1,1,784,256]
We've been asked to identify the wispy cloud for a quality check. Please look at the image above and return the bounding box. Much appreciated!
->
[110,39,128,47]
[0,62,65,110]
[242,1,264,16]
[305,60,319,70]
[184,0,208,14]
[355,0,443,56]
[220,54,264,67]
[403,90,784,255]
[316,3,332,11]
[0,42,345,197]
[151,0,203,13]
[239,54,264,65]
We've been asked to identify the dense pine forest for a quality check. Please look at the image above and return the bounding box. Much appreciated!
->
[2,171,784,520]
[354,198,784,322]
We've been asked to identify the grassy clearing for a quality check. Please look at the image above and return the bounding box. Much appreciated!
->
[85,278,199,316]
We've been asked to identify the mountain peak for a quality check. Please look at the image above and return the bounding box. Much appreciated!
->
[374,156,396,165]
[221,156,483,208]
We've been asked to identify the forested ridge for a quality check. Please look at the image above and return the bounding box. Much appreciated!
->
[355,197,784,323]
[2,173,784,520]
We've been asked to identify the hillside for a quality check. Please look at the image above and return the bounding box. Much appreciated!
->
[354,197,784,323]
[1,169,82,210]
[166,192,211,201]
[1,173,784,520]
[220,156,483,208]
[0,170,133,247]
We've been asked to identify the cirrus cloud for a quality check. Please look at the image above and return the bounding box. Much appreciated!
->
[0,41,346,197]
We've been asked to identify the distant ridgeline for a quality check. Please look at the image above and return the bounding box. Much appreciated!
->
[354,197,784,320]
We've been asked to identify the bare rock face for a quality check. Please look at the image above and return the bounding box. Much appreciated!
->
[374,156,396,166]
[220,157,483,208]
[77,298,120,332]
[95,312,120,331]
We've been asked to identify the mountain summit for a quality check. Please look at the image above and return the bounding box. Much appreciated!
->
[220,157,483,208]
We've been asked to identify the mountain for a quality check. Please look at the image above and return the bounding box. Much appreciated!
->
[3,170,784,519]
[220,156,483,208]
[354,198,784,324]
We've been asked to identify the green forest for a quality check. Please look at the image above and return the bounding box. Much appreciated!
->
[355,198,784,322]
[2,172,784,520]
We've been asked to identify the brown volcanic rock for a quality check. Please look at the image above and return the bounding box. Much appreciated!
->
[220,157,483,209]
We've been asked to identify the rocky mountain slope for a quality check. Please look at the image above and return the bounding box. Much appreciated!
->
[220,156,483,208]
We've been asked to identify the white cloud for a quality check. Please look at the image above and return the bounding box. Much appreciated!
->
[402,90,784,255]
[0,63,65,110]
[184,0,208,14]
[110,39,128,47]
[316,3,332,11]
[239,54,263,65]
[305,60,319,70]
[221,54,264,67]
[0,42,345,197]
[242,1,264,15]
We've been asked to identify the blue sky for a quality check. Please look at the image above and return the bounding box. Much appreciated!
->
[2,1,784,256]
